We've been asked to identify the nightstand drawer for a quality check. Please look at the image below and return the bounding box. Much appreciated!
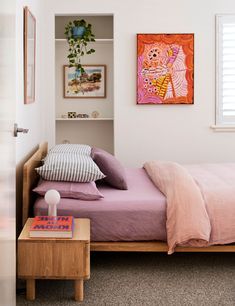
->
[18,240,90,279]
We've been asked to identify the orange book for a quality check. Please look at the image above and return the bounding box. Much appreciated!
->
[29,216,74,238]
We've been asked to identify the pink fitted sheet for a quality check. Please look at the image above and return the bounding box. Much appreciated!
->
[34,168,167,241]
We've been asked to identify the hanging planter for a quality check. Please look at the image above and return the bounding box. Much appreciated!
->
[72,26,86,39]
[64,19,96,74]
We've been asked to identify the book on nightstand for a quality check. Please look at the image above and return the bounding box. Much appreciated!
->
[29,216,74,238]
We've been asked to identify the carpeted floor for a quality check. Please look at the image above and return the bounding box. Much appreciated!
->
[17,252,235,306]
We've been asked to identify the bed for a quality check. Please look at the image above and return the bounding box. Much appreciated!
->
[34,167,167,242]
[22,142,235,253]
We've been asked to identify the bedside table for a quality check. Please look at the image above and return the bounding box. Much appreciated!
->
[18,218,90,302]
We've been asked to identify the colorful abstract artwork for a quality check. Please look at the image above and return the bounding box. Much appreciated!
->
[137,34,194,104]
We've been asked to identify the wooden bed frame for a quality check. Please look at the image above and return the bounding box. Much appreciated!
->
[22,142,235,253]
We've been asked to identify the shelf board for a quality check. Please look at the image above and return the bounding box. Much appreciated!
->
[56,117,113,121]
[55,38,113,43]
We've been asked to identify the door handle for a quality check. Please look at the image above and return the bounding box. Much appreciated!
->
[14,123,29,137]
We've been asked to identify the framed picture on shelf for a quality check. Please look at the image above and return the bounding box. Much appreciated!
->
[137,34,194,105]
[24,6,36,104]
[64,65,106,98]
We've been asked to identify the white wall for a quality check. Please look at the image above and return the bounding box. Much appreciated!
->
[16,0,51,231]
[16,0,47,163]
[56,121,114,153]
[40,0,235,167]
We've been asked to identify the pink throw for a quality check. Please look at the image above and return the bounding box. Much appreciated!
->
[185,163,235,246]
[144,161,235,253]
[144,161,211,254]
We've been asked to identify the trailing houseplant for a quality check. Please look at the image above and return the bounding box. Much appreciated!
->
[64,19,95,75]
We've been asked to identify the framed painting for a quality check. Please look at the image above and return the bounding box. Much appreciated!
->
[64,65,106,98]
[137,34,194,104]
[24,6,36,104]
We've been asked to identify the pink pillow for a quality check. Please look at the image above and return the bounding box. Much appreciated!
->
[33,180,104,200]
[91,147,128,190]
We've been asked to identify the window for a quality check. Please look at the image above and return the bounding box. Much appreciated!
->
[216,15,235,125]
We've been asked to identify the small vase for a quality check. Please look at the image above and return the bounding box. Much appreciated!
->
[72,26,86,39]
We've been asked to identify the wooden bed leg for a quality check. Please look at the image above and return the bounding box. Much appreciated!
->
[26,279,35,300]
[74,279,84,302]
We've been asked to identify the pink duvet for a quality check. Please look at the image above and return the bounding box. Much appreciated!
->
[144,161,235,254]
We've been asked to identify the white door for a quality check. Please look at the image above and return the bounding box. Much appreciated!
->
[0,1,16,306]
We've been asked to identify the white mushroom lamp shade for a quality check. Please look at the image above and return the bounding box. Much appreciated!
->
[44,189,61,217]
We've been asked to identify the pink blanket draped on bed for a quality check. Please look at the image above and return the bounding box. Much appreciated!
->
[144,161,235,254]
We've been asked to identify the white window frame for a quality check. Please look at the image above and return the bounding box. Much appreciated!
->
[214,14,235,131]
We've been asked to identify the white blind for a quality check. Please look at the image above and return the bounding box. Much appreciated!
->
[216,15,235,125]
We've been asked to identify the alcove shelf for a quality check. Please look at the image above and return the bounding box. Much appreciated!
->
[56,117,113,121]
[55,38,113,43]
[55,15,114,153]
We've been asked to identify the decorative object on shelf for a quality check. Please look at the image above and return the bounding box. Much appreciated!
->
[64,19,95,84]
[64,65,106,98]
[61,114,68,118]
[91,111,100,118]
[137,34,194,105]
[45,189,61,217]
[24,6,36,104]
[68,112,77,118]
[62,140,70,144]
[77,113,89,118]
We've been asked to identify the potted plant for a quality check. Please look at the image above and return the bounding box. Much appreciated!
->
[64,19,95,75]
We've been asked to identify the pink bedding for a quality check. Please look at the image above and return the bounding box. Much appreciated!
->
[144,161,235,254]
[34,168,167,242]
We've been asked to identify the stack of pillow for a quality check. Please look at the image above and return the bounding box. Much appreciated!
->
[36,144,105,183]
[34,144,128,201]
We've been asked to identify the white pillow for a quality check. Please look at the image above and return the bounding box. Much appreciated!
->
[36,152,105,182]
[49,144,91,155]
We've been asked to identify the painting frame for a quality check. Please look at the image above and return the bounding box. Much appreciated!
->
[63,65,106,99]
[24,6,36,104]
[137,33,194,105]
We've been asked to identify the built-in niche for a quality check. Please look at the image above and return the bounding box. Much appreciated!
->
[55,15,114,153]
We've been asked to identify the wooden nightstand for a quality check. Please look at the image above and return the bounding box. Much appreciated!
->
[18,218,90,302]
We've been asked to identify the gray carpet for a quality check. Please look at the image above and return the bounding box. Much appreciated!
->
[17,252,235,306]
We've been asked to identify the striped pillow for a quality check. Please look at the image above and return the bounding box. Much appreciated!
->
[49,144,91,155]
[36,152,105,182]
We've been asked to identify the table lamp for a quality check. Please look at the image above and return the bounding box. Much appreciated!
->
[44,189,61,217]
